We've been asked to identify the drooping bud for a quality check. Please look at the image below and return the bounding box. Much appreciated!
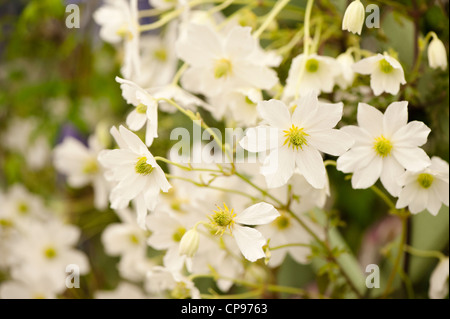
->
[428,35,448,70]
[178,228,200,258]
[342,0,365,35]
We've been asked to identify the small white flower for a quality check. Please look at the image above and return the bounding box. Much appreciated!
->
[145,266,200,299]
[98,125,171,228]
[337,101,431,196]
[335,52,356,89]
[208,202,280,262]
[283,53,341,100]
[428,35,448,70]
[53,134,110,210]
[176,23,279,98]
[429,257,449,299]
[396,157,449,215]
[342,0,365,35]
[240,94,353,189]
[352,53,406,96]
[93,0,140,79]
[116,76,159,147]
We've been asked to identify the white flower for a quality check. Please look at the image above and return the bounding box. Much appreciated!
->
[98,125,171,228]
[429,257,449,299]
[116,76,159,147]
[352,53,406,96]
[0,273,61,299]
[428,35,448,70]
[179,228,200,258]
[337,101,431,196]
[53,134,110,210]
[93,0,140,79]
[208,202,280,262]
[342,0,365,35]
[8,219,90,292]
[336,52,356,89]
[283,54,341,100]
[101,208,147,257]
[176,23,279,98]
[240,94,353,189]
[396,156,449,215]
[145,266,200,299]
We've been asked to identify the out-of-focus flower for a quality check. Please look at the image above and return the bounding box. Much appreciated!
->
[429,257,449,299]
[95,282,148,299]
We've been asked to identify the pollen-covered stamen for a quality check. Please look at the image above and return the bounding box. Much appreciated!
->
[214,58,233,79]
[135,157,154,175]
[44,246,57,260]
[417,173,434,189]
[373,135,393,157]
[136,103,147,114]
[209,203,236,236]
[306,58,320,73]
[379,59,394,74]
[283,125,309,150]
[83,158,99,174]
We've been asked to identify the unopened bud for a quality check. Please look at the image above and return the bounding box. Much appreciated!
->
[179,228,200,258]
[342,0,365,35]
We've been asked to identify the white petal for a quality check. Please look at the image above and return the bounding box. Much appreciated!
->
[352,54,383,74]
[235,202,280,226]
[383,101,408,137]
[391,121,431,148]
[239,126,281,152]
[307,129,354,156]
[357,103,384,137]
[351,156,383,189]
[257,100,291,129]
[261,146,296,188]
[380,156,405,197]
[392,147,431,172]
[233,225,266,262]
[295,145,326,189]
[126,110,147,131]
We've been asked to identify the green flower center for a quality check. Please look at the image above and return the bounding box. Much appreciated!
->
[283,125,309,150]
[136,103,147,114]
[417,173,434,189]
[275,214,291,230]
[135,157,154,176]
[374,135,393,157]
[306,58,320,73]
[171,282,191,299]
[214,58,233,79]
[172,227,186,242]
[379,59,394,74]
[209,203,236,235]
[17,202,29,214]
[44,247,57,259]
[154,48,167,62]
[129,234,140,245]
[83,159,99,174]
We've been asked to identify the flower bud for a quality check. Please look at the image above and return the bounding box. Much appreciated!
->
[178,228,200,258]
[342,0,365,35]
[428,36,448,70]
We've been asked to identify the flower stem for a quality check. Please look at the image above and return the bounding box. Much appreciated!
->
[253,0,291,39]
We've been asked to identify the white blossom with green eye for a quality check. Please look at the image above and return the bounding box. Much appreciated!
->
[283,53,341,100]
[396,156,449,216]
[98,125,171,228]
[352,53,406,96]
[337,101,431,196]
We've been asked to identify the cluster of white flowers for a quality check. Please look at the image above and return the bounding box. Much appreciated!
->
[1,0,448,300]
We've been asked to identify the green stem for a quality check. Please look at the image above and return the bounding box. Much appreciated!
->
[404,245,446,261]
[370,184,396,211]
[253,0,291,38]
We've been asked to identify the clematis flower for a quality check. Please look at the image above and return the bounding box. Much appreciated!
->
[175,23,279,98]
[396,156,449,216]
[98,125,171,228]
[207,202,280,262]
[352,53,406,96]
[283,53,341,100]
[428,35,448,70]
[116,76,159,147]
[53,134,110,210]
[337,101,431,196]
[240,94,353,189]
